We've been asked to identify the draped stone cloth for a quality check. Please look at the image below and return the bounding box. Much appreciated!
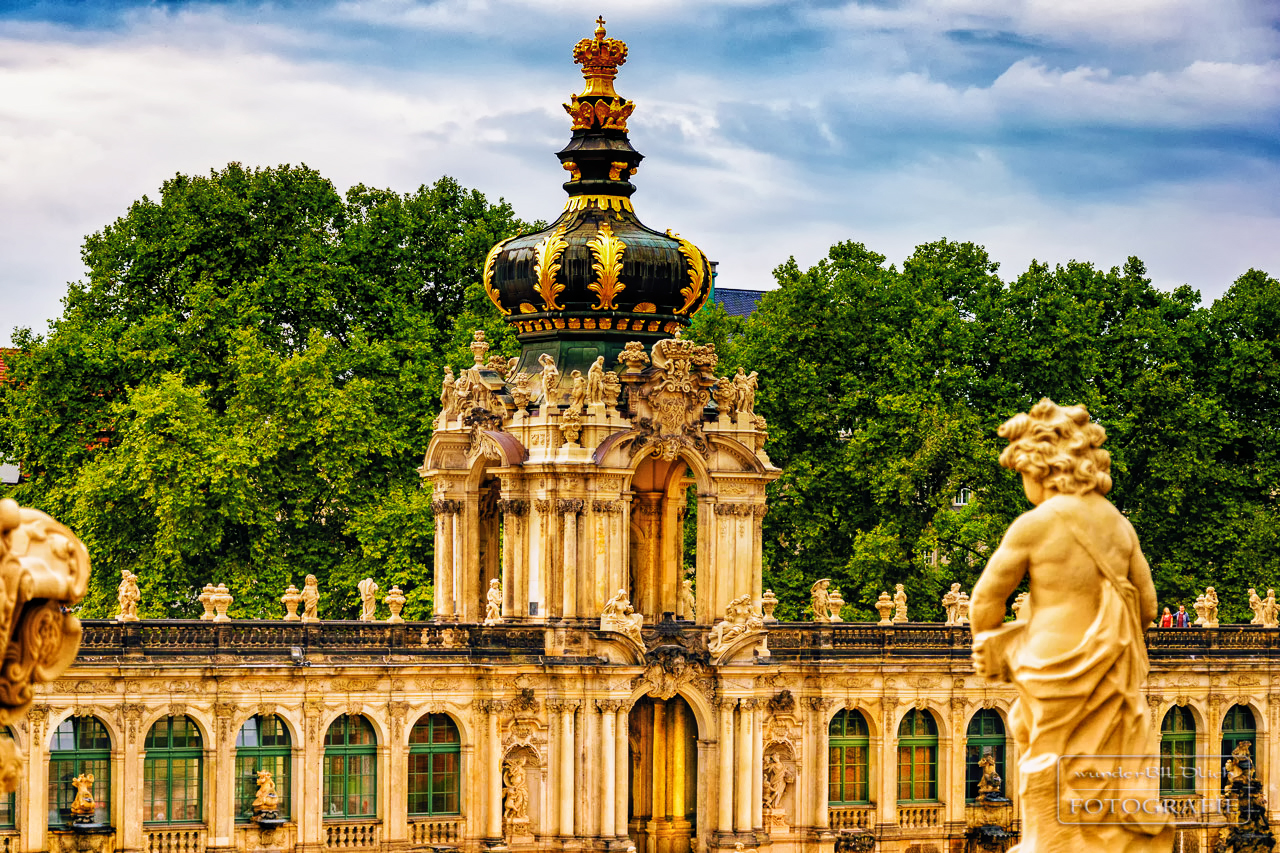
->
[983,506,1173,853]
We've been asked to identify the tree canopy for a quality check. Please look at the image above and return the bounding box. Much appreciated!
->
[3,161,1276,624]
[0,164,529,618]
[692,242,1280,621]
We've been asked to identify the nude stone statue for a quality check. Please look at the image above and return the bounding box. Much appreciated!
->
[970,399,1171,851]
[942,582,961,625]
[69,772,96,821]
[762,753,792,811]
[1249,588,1264,625]
[301,574,320,622]
[586,356,607,405]
[502,756,529,823]
[252,768,280,817]
[538,353,560,407]
[483,578,503,625]
[116,569,140,622]
[892,583,908,622]
[1265,589,1279,629]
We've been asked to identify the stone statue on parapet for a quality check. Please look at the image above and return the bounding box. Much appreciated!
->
[809,579,832,622]
[1250,588,1264,625]
[358,577,379,621]
[301,574,320,622]
[892,584,908,622]
[483,579,503,626]
[1203,586,1219,627]
[708,594,765,655]
[1264,589,1279,629]
[680,579,696,621]
[116,569,140,622]
[586,356,607,405]
[942,583,961,624]
[439,366,458,421]
[969,399,1171,851]
[538,353,560,406]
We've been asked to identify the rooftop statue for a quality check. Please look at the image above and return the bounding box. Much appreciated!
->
[970,399,1171,851]
[116,569,140,622]
[358,577,379,622]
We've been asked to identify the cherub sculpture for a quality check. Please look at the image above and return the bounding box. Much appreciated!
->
[969,399,1170,850]
[116,569,140,622]
[301,574,320,622]
[252,768,280,819]
[69,772,96,821]
[484,578,503,625]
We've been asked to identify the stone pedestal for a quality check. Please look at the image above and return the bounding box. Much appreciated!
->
[48,825,115,853]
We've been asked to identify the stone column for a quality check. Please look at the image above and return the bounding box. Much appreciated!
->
[560,702,577,839]
[211,703,238,849]
[560,500,583,619]
[600,701,619,840]
[671,701,686,821]
[717,700,735,836]
[387,702,410,844]
[484,701,505,844]
[736,699,752,832]
[615,705,630,839]
[750,701,763,831]
[300,699,326,850]
[501,502,517,618]
[25,706,51,853]
[807,698,832,830]
[433,500,458,618]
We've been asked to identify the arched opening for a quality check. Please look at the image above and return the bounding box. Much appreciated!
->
[1222,704,1257,777]
[48,716,112,826]
[408,714,462,819]
[965,709,1006,802]
[628,695,698,853]
[143,715,204,825]
[324,715,378,819]
[235,714,292,822]
[477,474,501,618]
[629,455,698,621]
[1160,707,1196,795]
[896,710,939,804]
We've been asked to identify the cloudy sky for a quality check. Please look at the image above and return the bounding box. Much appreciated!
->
[2,0,1278,345]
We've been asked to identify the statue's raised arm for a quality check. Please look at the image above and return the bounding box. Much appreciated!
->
[969,400,1171,852]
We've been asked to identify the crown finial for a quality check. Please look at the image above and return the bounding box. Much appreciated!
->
[565,19,634,131]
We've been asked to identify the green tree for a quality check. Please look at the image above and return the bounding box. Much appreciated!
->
[0,164,530,618]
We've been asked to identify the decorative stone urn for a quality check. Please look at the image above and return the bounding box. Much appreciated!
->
[281,585,302,621]
[211,584,233,622]
[385,586,407,624]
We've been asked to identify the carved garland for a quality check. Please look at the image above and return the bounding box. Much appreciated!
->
[482,237,516,316]
[587,218,627,310]
[533,225,570,311]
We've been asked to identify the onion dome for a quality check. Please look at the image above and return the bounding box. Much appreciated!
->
[483,19,713,378]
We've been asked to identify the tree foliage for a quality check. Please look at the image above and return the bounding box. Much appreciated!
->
[695,246,1280,622]
[0,164,532,618]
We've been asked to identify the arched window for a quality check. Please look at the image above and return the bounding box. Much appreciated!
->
[1160,707,1196,795]
[828,710,870,805]
[144,716,204,824]
[0,727,16,828]
[48,716,111,825]
[324,715,377,818]
[965,710,1006,802]
[409,714,461,816]
[1222,705,1257,774]
[235,715,292,822]
[897,710,938,803]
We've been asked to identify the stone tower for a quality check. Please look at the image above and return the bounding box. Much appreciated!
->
[421,19,780,638]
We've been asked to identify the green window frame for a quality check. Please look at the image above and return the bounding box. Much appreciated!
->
[965,710,1006,802]
[1221,704,1257,776]
[235,715,292,822]
[1160,707,1196,795]
[828,710,870,805]
[896,710,938,803]
[48,716,112,826]
[324,715,378,819]
[144,716,204,825]
[0,727,15,828]
[408,714,461,816]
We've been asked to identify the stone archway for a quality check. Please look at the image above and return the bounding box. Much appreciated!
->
[629,694,698,853]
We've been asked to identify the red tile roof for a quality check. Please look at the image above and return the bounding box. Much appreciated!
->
[0,348,15,384]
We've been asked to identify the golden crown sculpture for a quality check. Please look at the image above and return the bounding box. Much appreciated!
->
[564,17,635,131]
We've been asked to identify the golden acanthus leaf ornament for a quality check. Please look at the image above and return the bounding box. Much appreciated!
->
[482,236,516,316]
[667,230,709,315]
[587,218,627,310]
[533,224,570,311]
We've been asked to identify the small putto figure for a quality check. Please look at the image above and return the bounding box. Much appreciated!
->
[301,574,321,622]
[116,569,140,622]
[483,579,503,626]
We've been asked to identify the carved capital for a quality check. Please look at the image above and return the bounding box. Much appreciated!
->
[534,499,553,513]
[480,699,507,715]
[714,503,754,517]
[432,499,461,516]
[592,500,625,513]
[497,499,529,517]
[595,699,625,713]
[213,701,237,719]
[557,498,585,515]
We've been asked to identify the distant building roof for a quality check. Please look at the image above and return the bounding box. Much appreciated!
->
[0,348,15,384]
[710,287,768,318]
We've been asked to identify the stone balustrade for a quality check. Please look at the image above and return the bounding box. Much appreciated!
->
[325,821,381,849]
[409,817,463,845]
[829,804,875,830]
[897,804,942,828]
[145,826,206,852]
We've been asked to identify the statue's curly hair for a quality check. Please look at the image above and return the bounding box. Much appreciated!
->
[997,398,1112,496]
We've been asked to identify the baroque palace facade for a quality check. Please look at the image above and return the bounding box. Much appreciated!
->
[9,19,1270,853]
